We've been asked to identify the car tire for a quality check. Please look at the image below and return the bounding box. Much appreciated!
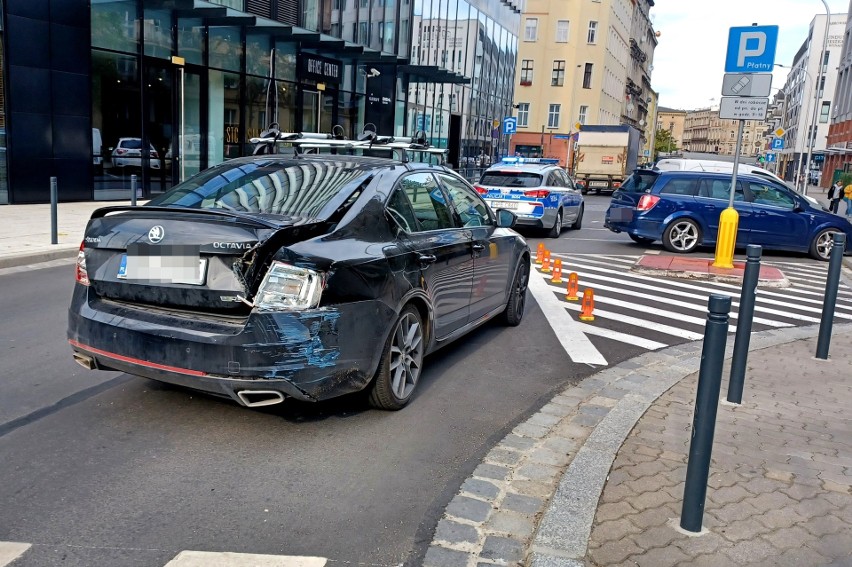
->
[500,260,529,327]
[571,205,584,230]
[809,229,839,261]
[662,218,701,253]
[629,234,655,245]
[368,305,425,410]
[548,209,563,238]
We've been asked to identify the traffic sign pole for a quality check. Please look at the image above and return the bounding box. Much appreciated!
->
[713,118,744,270]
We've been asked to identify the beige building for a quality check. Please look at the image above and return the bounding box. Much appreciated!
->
[656,106,686,153]
[509,0,654,167]
[683,106,764,157]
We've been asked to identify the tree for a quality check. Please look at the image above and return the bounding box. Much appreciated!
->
[655,128,677,157]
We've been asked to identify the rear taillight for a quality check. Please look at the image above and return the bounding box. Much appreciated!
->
[524,190,551,199]
[613,181,621,188]
[75,242,90,286]
[637,194,660,211]
[151,150,159,158]
[473,184,487,195]
[115,148,128,155]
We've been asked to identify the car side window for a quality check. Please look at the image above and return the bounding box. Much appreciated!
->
[546,171,564,187]
[438,173,494,228]
[659,178,700,196]
[398,173,456,231]
[748,182,796,209]
[698,178,745,202]
[385,187,421,233]
[557,169,575,189]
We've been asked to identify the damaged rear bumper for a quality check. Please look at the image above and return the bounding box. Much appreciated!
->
[68,287,396,405]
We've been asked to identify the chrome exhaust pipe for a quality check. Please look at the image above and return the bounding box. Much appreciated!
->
[73,353,96,370]
[236,390,286,407]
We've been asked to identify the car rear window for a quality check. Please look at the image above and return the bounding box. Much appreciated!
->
[619,171,659,193]
[480,172,543,188]
[121,139,143,149]
[148,159,373,218]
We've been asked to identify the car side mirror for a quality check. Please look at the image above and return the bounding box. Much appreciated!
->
[495,209,517,228]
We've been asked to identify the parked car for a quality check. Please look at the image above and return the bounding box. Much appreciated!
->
[474,157,584,238]
[68,154,530,411]
[604,169,852,260]
[111,137,161,169]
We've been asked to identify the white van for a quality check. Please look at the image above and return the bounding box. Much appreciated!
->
[92,128,103,171]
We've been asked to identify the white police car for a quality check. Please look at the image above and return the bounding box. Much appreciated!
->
[474,158,584,238]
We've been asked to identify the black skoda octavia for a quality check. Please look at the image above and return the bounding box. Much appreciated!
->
[68,154,530,410]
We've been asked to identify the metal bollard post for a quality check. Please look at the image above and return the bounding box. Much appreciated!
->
[727,245,762,404]
[131,174,138,207]
[681,294,731,533]
[50,177,58,245]
[816,232,847,359]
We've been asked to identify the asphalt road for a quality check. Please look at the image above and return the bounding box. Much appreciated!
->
[0,193,831,567]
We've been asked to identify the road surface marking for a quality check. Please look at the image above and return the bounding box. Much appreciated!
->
[528,270,607,365]
[164,550,327,567]
[558,297,705,341]
[565,321,668,350]
[0,542,31,567]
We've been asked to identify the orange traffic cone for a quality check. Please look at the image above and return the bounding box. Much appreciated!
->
[566,272,580,301]
[535,242,545,264]
[551,259,563,284]
[541,250,552,273]
[579,288,595,322]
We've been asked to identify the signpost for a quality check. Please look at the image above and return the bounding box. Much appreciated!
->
[713,24,778,270]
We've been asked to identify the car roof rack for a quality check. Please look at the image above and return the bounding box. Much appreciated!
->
[250,123,448,164]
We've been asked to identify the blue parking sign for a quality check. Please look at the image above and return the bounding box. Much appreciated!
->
[503,117,517,135]
[771,137,784,150]
[725,26,779,73]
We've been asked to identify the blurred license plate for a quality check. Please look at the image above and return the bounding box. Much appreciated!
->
[489,200,518,210]
[610,208,634,222]
[118,245,207,285]
[589,181,609,187]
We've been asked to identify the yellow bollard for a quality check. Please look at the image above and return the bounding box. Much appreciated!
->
[542,250,552,273]
[712,207,739,269]
[566,272,580,301]
[535,242,545,264]
[579,288,595,322]
[551,259,563,284]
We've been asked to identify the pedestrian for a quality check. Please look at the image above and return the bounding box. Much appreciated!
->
[845,178,852,217]
[828,180,843,214]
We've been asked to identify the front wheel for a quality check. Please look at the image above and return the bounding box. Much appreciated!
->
[500,260,529,327]
[662,218,701,253]
[368,306,425,410]
[809,229,839,261]
[548,210,563,238]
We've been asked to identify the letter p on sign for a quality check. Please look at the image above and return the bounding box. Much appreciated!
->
[725,25,779,73]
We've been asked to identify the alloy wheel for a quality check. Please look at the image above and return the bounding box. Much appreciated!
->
[514,262,529,319]
[668,221,699,251]
[816,231,835,260]
[388,313,424,399]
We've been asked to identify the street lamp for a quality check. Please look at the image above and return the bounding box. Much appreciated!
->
[776,63,814,192]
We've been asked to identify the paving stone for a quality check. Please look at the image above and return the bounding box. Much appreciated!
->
[595,501,637,522]
[538,402,572,418]
[760,525,816,551]
[746,490,796,512]
[630,524,683,550]
[765,468,796,483]
[683,552,739,567]
[771,546,831,567]
[807,531,852,559]
[516,463,561,483]
[423,545,471,567]
[801,514,848,537]
[737,476,786,497]
[527,411,563,428]
[553,421,592,440]
[461,478,500,501]
[723,538,780,564]
[586,536,643,565]
[549,393,585,408]
[628,505,678,529]
[479,535,524,562]
[706,500,761,524]
[753,508,808,530]
[485,510,535,539]
[599,482,644,505]
[433,519,480,545]
[541,436,579,455]
[499,434,536,451]
[473,463,510,482]
[630,489,677,511]
[500,493,544,515]
[625,471,679,494]
[512,422,550,439]
[790,495,845,520]
[708,484,752,506]
[445,495,493,523]
[527,447,571,468]
[717,518,772,542]
[572,412,605,427]
[672,531,729,556]
[630,545,691,567]
[512,480,556,500]
[780,483,822,502]
[485,447,523,466]
[590,517,642,544]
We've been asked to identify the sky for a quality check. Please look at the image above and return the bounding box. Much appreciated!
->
[651,0,849,110]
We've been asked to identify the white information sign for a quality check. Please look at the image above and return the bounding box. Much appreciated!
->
[719,97,769,120]
[721,73,773,97]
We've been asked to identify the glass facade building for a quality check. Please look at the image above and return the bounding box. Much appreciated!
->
[0,0,520,203]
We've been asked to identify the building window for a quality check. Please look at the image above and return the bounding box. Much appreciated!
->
[548,104,561,129]
[524,18,538,41]
[820,101,831,123]
[556,20,569,43]
[582,63,593,89]
[578,105,588,124]
[587,21,597,44]
[818,76,825,98]
[517,103,530,127]
[520,60,534,85]
[552,60,565,86]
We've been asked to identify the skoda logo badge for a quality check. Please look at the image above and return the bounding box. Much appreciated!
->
[148,225,165,243]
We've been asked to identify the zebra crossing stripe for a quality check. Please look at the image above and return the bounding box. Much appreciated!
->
[568,319,668,350]
[0,542,31,567]
[164,550,327,566]
[528,270,608,365]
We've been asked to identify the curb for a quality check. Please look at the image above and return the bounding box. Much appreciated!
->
[0,247,79,269]
[422,322,852,567]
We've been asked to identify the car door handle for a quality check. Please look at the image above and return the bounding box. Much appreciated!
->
[418,254,437,266]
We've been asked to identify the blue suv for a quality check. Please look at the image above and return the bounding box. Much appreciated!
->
[604,169,852,260]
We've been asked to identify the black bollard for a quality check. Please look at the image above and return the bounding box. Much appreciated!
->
[727,245,762,404]
[816,232,847,359]
[50,177,58,245]
[131,174,138,207]
[681,294,731,533]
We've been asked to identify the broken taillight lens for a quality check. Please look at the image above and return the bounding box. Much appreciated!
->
[75,242,90,286]
[636,194,661,211]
